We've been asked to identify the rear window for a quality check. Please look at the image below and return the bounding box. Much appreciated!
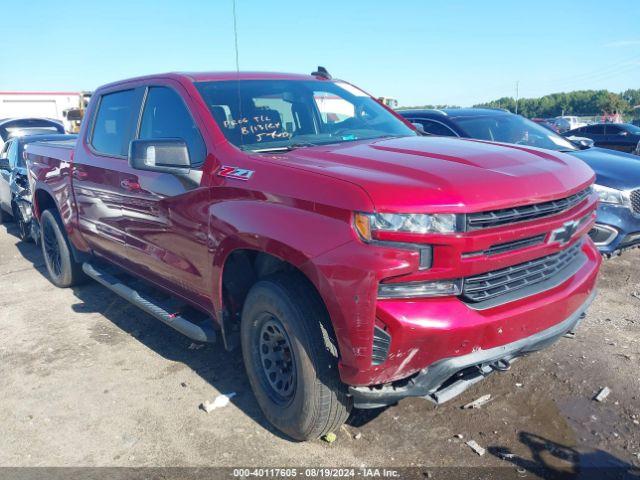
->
[91,90,137,156]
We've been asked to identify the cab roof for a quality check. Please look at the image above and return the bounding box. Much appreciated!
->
[99,71,328,90]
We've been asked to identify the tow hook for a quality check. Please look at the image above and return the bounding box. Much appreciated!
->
[489,358,511,372]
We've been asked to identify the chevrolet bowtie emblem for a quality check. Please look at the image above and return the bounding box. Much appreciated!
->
[549,220,579,245]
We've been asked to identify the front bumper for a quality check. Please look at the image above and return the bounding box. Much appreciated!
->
[350,290,595,408]
[590,203,640,254]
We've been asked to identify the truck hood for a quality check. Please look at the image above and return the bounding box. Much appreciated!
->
[261,136,594,212]
[568,147,640,191]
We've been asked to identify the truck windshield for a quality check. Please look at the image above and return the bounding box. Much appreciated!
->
[195,79,415,151]
[452,114,579,152]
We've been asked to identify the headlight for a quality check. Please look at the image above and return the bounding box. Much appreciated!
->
[354,212,459,240]
[378,279,463,299]
[593,184,628,206]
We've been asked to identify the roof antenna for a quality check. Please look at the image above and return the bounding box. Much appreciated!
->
[232,0,240,73]
[312,66,332,80]
[232,0,244,147]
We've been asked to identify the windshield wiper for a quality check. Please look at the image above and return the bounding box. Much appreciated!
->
[249,142,318,153]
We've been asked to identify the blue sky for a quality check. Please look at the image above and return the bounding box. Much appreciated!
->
[1,0,638,106]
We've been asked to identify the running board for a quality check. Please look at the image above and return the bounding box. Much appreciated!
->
[82,262,216,343]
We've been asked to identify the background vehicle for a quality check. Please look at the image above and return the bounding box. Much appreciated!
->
[532,118,560,132]
[563,123,640,154]
[553,115,587,133]
[0,118,65,150]
[0,91,91,132]
[0,134,76,239]
[61,91,92,133]
[399,108,640,255]
[26,72,599,440]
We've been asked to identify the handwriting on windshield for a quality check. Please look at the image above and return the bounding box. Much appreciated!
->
[224,114,291,142]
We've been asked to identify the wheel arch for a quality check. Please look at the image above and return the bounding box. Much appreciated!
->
[33,186,58,219]
[215,238,341,358]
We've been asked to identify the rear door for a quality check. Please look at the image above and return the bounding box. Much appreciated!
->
[117,82,212,308]
[72,88,143,262]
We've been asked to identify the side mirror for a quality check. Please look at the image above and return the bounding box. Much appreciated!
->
[619,131,629,136]
[128,139,190,174]
[567,136,594,150]
[0,157,9,171]
[411,122,427,135]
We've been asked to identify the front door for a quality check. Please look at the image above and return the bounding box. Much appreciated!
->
[118,83,212,309]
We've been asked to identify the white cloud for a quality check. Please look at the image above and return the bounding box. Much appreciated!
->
[605,40,640,47]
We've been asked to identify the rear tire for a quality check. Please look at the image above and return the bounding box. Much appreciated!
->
[40,209,85,287]
[241,273,351,441]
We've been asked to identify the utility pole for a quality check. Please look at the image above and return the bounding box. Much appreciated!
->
[515,81,519,115]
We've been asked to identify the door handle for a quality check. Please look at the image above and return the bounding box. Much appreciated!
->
[120,179,141,191]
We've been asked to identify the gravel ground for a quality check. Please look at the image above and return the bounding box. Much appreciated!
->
[0,221,638,478]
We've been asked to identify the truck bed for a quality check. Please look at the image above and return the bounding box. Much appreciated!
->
[26,138,76,162]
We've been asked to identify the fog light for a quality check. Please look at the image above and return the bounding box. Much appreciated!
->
[588,224,618,246]
[378,279,463,299]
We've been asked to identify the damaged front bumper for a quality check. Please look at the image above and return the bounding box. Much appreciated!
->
[349,290,595,409]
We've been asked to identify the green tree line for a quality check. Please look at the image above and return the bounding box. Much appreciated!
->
[473,89,640,118]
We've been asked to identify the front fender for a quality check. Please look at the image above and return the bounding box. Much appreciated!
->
[209,199,356,315]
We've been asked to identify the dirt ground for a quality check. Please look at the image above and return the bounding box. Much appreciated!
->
[0,221,639,478]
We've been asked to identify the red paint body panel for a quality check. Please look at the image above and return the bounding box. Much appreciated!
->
[26,72,601,389]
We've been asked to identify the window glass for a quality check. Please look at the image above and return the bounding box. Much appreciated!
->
[314,92,355,124]
[415,119,456,136]
[138,87,206,165]
[605,125,623,135]
[626,124,640,135]
[584,124,605,134]
[451,114,578,151]
[195,79,414,151]
[91,90,136,156]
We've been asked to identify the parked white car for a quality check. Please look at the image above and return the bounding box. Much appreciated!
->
[553,116,587,133]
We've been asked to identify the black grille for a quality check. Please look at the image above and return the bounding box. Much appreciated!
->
[467,188,591,230]
[462,242,583,303]
[372,326,391,366]
[480,234,546,256]
[630,189,640,214]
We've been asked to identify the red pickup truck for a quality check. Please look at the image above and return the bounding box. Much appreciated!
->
[26,70,601,440]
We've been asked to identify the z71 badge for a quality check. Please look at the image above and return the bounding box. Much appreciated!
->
[217,166,254,181]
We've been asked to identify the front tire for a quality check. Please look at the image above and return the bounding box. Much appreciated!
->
[40,209,85,287]
[241,273,351,440]
[12,202,32,242]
